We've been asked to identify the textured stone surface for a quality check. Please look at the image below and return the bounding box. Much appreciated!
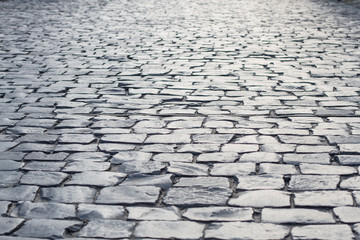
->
[134,221,205,239]
[11,201,76,219]
[78,204,126,220]
[40,186,96,203]
[262,208,335,224]
[183,207,253,221]
[236,175,284,190]
[78,220,134,238]
[65,171,126,186]
[205,222,290,239]
[0,217,24,234]
[96,186,160,204]
[164,187,232,206]
[1,0,360,238]
[229,190,290,207]
[292,224,354,240]
[294,191,353,207]
[0,186,38,201]
[289,175,340,190]
[333,207,360,223]
[127,206,181,220]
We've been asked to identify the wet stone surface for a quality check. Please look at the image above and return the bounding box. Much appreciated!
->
[0,0,360,238]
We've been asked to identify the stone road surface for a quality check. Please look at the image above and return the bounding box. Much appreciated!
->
[0,0,360,239]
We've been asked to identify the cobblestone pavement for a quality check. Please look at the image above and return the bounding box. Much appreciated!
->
[0,0,360,239]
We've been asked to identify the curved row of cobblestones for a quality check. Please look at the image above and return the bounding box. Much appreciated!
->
[0,0,360,239]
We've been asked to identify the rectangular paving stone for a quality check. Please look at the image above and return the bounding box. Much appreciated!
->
[336,155,360,165]
[333,207,360,223]
[292,224,354,240]
[229,190,290,207]
[13,219,82,238]
[96,186,160,204]
[65,171,125,187]
[0,186,38,201]
[183,207,253,222]
[0,217,24,234]
[262,208,335,224]
[164,187,232,206]
[77,204,126,220]
[134,221,205,239]
[283,153,331,164]
[78,220,134,239]
[294,191,353,207]
[300,163,357,175]
[211,163,256,176]
[0,171,22,187]
[11,201,76,219]
[205,222,290,240]
[340,176,360,190]
[127,206,181,221]
[40,186,96,203]
[289,175,340,190]
[236,175,285,190]
[20,171,68,186]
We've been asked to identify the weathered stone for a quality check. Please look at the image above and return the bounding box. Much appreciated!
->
[340,176,360,190]
[289,175,340,190]
[229,190,290,207]
[236,175,284,190]
[205,222,290,239]
[66,152,110,162]
[66,171,125,186]
[62,161,110,172]
[336,155,360,165]
[300,163,357,175]
[259,163,298,174]
[145,134,191,144]
[240,152,281,163]
[167,162,209,176]
[0,171,22,187]
[134,221,205,239]
[116,161,166,174]
[295,191,353,207]
[197,152,238,163]
[40,186,96,203]
[0,160,23,170]
[78,220,134,238]
[183,207,253,221]
[211,163,256,176]
[127,206,181,220]
[96,186,160,204]
[152,153,193,163]
[101,134,147,143]
[23,161,65,171]
[0,186,38,201]
[0,201,10,215]
[175,177,229,188]
[221,144,259,153]
[11,201,76,219]
[20,171,68,186]
[14,219,82,238]
[98,143,134,152]
[262,208,335,224]
[164,187,232,206]
[333,207,360,223]
[111,151,152,164]
[120,173,173,189]
[292,224,354,240]
[283,153,331,164]
[0,217,24,234]
[193,134,234,144]
[77,204,126,220]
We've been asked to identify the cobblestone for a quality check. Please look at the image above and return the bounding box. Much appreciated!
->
[1,0,360,238]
